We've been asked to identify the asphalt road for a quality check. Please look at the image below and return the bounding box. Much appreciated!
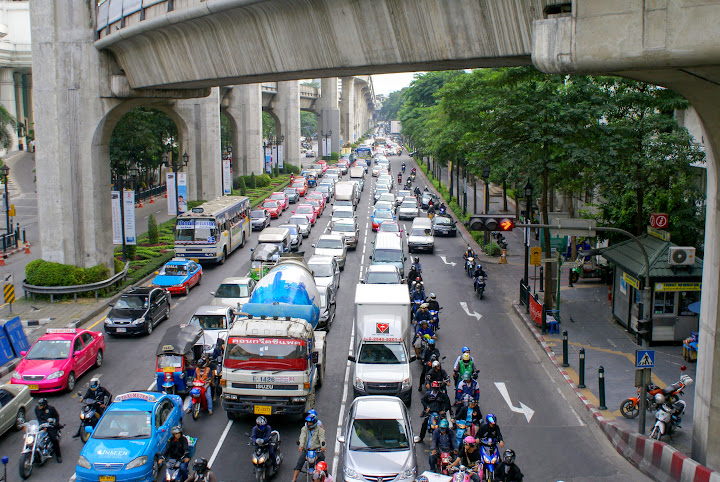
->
[0,150,647,482]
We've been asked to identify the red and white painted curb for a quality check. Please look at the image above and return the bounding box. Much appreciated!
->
[513,302,719,482]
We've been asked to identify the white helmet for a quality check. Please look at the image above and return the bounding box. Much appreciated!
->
[432,360,440,368]
[654,393,666,405]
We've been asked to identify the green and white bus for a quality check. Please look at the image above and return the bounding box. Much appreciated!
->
[174,196,251,264]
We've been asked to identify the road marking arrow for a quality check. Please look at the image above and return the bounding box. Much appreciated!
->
[440,256,456,267]
[494,382,535,423]
[460,302,482,320]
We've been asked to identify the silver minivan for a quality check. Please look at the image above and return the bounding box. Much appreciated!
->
[370,232,406,278]
[339,396,419,482]
[408,217,435,254]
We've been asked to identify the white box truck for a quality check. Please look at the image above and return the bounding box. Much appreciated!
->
[349,284,414,405]
[334,181,358,207]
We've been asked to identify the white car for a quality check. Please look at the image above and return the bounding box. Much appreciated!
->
[188,305,233,353]
[363,264,403,284]
[210,277,256,312]
[377,192,396,206]
[313,234,347,269]
[331,218,360,249]
[398,198,420,220]
[308,255,340,301]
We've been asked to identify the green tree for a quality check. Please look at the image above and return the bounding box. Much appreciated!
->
[262,112,276,140]
[301,111,318,139]
[0,105,17,150]
[249,172,257,189]
[379,89,406,121]
[147,214,159,245]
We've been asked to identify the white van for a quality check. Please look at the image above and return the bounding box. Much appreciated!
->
[257,227,291,253]
[408,217,435,253]
[370,232,406,278]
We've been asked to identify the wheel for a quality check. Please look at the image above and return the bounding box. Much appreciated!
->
[146,320,153,336]
[162,306,170,321]
[95,349,104,367]
[218,249,226,265]
[256,467,268,482]
[240,234,246,248]
[166,385,175,396]
[151,456,161,481]
[18,452,32,479]
[80,425,91,443]
[650,427,662,440]
[14,407,25,431]
[570,271,580,284]
[226,411,236,421]
[479,289,484,300]
[66,372,76,392]
[192,402,200,420]
[620,399,639,419]
[197,274,202,286]
[184,284,189,296]
[316,364,324,388]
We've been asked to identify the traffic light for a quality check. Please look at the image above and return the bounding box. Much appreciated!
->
[466,216,516,232]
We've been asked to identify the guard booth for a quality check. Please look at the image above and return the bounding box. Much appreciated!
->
[602,233,702,342]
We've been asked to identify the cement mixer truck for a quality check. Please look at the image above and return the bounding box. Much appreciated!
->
[220,257,326,418]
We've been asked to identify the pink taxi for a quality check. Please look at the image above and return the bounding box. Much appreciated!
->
[11,328,106,393]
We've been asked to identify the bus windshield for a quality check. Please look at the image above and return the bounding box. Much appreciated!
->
[176,219,218,242]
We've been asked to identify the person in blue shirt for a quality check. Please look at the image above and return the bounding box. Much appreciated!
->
[430,419,458,471]
[250,416,277,469]
[414,303,432,326]
[455,372,480,410]
[413,319,436,357]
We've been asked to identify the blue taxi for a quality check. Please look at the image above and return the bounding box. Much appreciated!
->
[151,259,202,296]
[75,391,184,482]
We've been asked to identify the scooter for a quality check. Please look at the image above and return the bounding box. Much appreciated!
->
[405,179,413,190]
[76,394,109,443]
[620,369,692,419]
[248,430,283,482]
[474,276,487,299]
[650,400,687,440]
[411,172,416,181]
[18,420,61,480]
[479,438,500,481]
[428,309,442,331]
[164,435,198,481]
[435,450,454,476]
[190,380,210,420]
[464,256,475,277]
[450,465,477,482]
[492,232,507,250]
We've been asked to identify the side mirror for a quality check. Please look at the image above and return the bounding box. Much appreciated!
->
[348,355,356,363]
[311,244,316,248]
[337,435,346,444]
[84,426,94,435]
[209,292,215,296]
[413,435,421,444]
[368,256,372,260]
[20,350,27,357]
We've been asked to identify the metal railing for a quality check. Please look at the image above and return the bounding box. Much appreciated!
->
[136,184,166,202]
[22,262,130,303]
[0,232,18,252]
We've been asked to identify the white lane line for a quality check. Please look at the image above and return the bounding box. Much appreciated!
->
[332,324,355,481]
[209,420,234,467]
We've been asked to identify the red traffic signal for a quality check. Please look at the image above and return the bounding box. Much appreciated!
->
[467,216,516,232]
[499,218,515,231]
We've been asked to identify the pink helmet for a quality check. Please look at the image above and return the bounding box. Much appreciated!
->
[463,436,476,445]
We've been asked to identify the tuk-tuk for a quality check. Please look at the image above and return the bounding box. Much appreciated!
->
[155,324,204,395]
[249,243,281,281]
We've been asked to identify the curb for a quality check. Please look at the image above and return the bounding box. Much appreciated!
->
[512,301,718,482]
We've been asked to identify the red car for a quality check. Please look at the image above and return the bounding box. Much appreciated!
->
[291,180,308,196]
[305,192,326,211]
[317,159,328,173]
[262,200,282,219]
[306,199,323,217]
[293,204,318,225]
[268,192,289,211]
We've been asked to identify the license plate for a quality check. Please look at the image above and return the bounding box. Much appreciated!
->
[116,328,126,333]
[99,477,115,482]
[163,367,175,373]
[28,385,39,390]
[254,405,271,415]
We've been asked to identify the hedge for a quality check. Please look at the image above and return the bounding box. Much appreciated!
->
[26,259,110,287]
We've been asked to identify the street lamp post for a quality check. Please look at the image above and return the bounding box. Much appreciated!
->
[482,166,490,245]
[523,180,533,287]
[462,168,467,216]
[0,166,10,252]
[162,152,189,216]
[321,130,332,160]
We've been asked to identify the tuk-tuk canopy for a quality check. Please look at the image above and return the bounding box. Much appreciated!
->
[251,243,281,261]
[156,324,203,356]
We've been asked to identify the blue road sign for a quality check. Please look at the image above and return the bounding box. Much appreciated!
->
[0,330,14,366]
[636,349,655,368]
[3,317,29,356]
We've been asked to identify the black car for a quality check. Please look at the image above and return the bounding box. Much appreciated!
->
[251,209,271,230]
[283,188,300,204]
[433,214,457,236]
[105,287,170,336]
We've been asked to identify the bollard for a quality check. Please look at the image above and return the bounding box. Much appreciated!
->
[539,266,544,291]
[22,229,26,244]
[598,366,607,410]
[578,348,586,388]
[562,330,569,367]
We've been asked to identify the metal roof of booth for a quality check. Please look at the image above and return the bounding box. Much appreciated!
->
[601,234,702,281]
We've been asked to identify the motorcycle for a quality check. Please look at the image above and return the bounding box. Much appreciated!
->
[491,232,507,250]
[402,164,406,173]
[450,465,477,482]
[411,299,424,320]
[479,438,500,481]
[428,309,441,332]
[649,400,686,441]
[164,437,197,481]
[411,172,416,181]
[190,379,211,420]
[76,394,109,443]
[620,370,692,419]
[405,179,413,190]
[474,276,487,299]
[248,430,283,482]
[18,419,61,479]
[435,450,454,476]
[464,256,475,277]
[302,448,320,481]
[423,412,440,440]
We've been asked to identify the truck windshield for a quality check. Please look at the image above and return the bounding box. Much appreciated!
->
[349,418,409,451]
[358,343,407,364]
[224,337,308,371]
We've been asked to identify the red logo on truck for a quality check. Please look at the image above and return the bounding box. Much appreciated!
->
[375,323,389,334]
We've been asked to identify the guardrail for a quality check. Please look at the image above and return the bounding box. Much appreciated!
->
[137,184,166,202]
[22,262,131,303]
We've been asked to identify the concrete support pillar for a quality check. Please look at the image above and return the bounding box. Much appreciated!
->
[273,81,300,169]
[25,75,33,129]
[174,88,222,202]
[225,84,263,175]
[318,77,340,157]
[13,72,26,148]
[341,77,355,147]
[0,68,18,151]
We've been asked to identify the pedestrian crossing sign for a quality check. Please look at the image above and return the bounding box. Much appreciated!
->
[636,349,655,368]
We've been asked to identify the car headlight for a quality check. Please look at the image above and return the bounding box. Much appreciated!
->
[104,318,112,325]
[343,466,361,479]
[77,456,91,469]
[402,467,417,478]
[131,316,145,325]
[125,455,147,470]
[175,283,185,288]
[401,378,411,390]
[291,397,307,403]
[47,371,65,380]
[11,370,20,379]
[354,378,364,391]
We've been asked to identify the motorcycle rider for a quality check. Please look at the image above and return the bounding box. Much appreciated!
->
[429,419,458,472]
[464,245,475,261]
[438,202,447,214]
[165,426,191,481]
[426,293,441,329]
[455,372,480,408]
[312,461,333,481]
[194,357,213,415]
[411,286,427,316]
[419,340,441,391]
[35,398,62,463]
[420,382,451,439]
[413,319,436,358]
[184,457,218,482]
[454,396,483,433]
[402,162,406,173]
[414,303,432,327]
[412,256,423,274]
[473,264,488,291]
[449,436,482,481]
[497,449,524,481]
[427,202,436,218]
[407,263,421,285]
[453,348,476,388]
[414,186,422,197]
[477,414,505,449]
[292,413,326,482]
[209,339,225,400]
[74,376,112,438]
[250,416,277,470]
[425,359,450,393]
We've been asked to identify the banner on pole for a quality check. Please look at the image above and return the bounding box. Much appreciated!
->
[278,145,284,169]
[111,191,122,244]
[222,159,232,195]
[166,173,177,216]
[177,173,188,214]
[123,190,136,245]
[264,149,272,174]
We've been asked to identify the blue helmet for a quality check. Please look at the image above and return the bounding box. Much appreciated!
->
[428,338,436,345]
[462,346,470,353]
[305,413,318,425]
[439,419,449,429]
[486,414,496,424]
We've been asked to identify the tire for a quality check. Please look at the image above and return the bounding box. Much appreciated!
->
[620,399,639,419]
[218,249,226,265]
[146,320,153,336]
[240,234,246,248]
[80,425,91,443]
[650,427,662,440]
[66,372,76,392]
[166,385,175,396]
[479,289,484,300]
[151,456,161,481]
[570,271,580,284]
[95,349,104,367]
[256,467,267,482]
[192,402,200,420]
[184,284,189,296]
[18,452,32,479]
[14,407,25,431]
[226,411,236,421]
[316,364,324,388]
[162,306,170,321]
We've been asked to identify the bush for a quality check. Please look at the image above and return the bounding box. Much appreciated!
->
[25,259,111,287]
[256,174,272,188]
[236,177,247,195]
[148,215,159,244]
[249,173,257,189]
[273,165,280,178]
[351,142,358,149]
[114,257,125,274]
[126,245,137,260]
[284,164,300,175]
[330,152,339,161]
[483,242,502,257]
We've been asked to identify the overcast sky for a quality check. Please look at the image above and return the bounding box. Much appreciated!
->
[372,72,422,96]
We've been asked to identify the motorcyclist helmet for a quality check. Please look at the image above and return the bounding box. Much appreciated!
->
[305,413,318,426]
[429,293,436,300]
[476,264,483,271]
[307,409,318,418]
[432,361,440,368]
[171,426,182,435]
[37,398,48,409]
[316,461,328,472]
[192,457,209,474]
[462,346,470,353]
[486,414,496,425]
[422,334,432,340]
[462,353,471,361]
[462,372,471,381]
[431,381,440,389]
[439,419,449,429]
[197,357,208,369]
[503,449,516,465]
[421,303,429,310]
[256,416,267,428]
[464,436,476,445]
[654,393,666,405]
[420,319,428,325]
[414,256,420,263]
[89,376,100,390]
[428,338,436,345]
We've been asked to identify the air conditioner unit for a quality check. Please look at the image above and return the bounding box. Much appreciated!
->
[668,247,695,266]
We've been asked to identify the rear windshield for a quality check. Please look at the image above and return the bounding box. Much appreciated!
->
[215,283,249,298]
[373,248,402,263]
[317,238,344,249]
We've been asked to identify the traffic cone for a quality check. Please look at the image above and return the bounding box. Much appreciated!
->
[607,286,612,302]
[164,192,167,198]
[150,196,155,204]
[0,255,5,266]
[24,242,31,254]
[137,198,143,208]
[499,249,508,264]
